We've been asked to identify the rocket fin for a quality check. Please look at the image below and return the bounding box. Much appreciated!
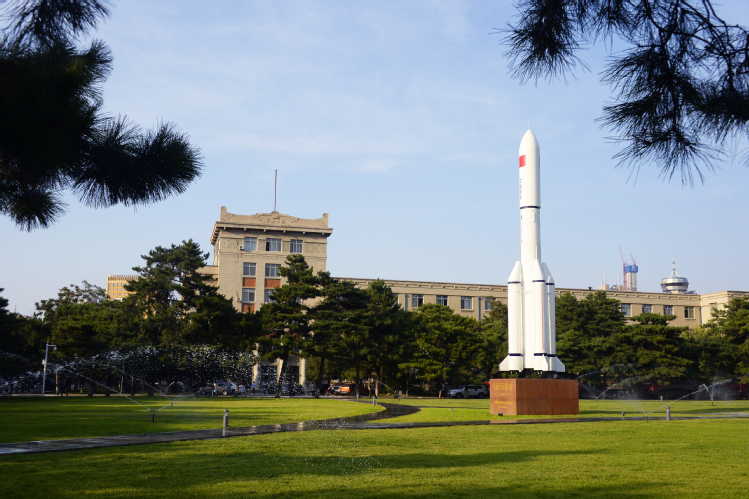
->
[499,261,524,371]
[543,263,564,372]
[531,260,548,371]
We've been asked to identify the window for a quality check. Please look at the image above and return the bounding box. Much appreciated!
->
[265,263,280,277]
[264,289,274,303]
[266,238,282,252]
[243,237,257,252]
[485,298,494,311]
[642,304,652,314]
[241,288,255,303]
[461,297,473,310]
[411,294,423,308]
[243,262,256,277]
[685,306,695,319]
[436,295,448,306]
[290,239,303,253]
[663,305,673,316]
[621,303,632,317]
[710,302,718,311]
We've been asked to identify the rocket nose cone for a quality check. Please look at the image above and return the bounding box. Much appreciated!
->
[520,129,539,151]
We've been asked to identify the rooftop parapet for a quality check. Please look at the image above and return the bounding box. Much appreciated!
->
[210,207,332,244]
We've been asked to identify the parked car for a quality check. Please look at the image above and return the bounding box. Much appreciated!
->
[328,383,369,397]
[199,381,234,396]
[447,384,489,399]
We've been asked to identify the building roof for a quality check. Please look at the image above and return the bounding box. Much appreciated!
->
[210,207,332,244]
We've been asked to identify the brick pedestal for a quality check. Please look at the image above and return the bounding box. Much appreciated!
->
[490,378,579,416]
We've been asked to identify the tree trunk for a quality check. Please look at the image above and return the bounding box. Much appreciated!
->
[355,362,360,400]
[105,372,112,397]
[55,369,60,396]
[88,382,94,397]
[374,366,380,397]
[315,356,325,399]
[275,355,287,398]
[130,375,136,397]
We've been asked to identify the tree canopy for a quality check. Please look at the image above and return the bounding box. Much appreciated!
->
[125,240,251,350]
[1,0,203,230]
[3,251,747,393]
[502,1,749,185]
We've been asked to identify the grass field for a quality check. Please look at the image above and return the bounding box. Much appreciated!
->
[1,416,747,498]
[378,398,749,423]
[0,396,381,443]
[1,396,747,443]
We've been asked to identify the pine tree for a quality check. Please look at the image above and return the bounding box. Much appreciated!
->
[502,1,749,185]
[407,303,479,390]
[257,254,319,396]
[556,291,623,376]
[701,297,749,374]
[362,279,410,396]
[609,313,692,381]
[1,0,203,230]
[305,274,368,397]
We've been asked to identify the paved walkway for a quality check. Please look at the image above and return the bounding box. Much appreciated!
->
[1,402,747,456]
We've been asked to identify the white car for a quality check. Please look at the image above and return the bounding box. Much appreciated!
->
[447,384,489,399]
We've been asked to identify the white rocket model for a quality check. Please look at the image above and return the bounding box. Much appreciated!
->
[499,130,565,372]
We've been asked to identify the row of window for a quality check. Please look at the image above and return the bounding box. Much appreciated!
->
[406,294,494,311]
[241,290,495,310]
[241,237,303,253]
[242,288,275,303]
[620,303,695,318]
[243,262,280,277]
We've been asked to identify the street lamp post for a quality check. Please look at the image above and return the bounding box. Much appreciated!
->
[41,342,57,397]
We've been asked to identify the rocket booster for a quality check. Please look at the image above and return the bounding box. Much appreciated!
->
[499,130,565,373]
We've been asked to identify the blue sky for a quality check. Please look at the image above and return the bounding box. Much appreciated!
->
[3,1,749,315]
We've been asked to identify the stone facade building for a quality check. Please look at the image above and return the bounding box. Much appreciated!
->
[198,207,333,386]
[106,275,138,301]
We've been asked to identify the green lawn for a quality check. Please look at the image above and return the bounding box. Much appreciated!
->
[378,398,749,423]
[2,397,746,443]
[1,418,747,498]
[0,396,382,443]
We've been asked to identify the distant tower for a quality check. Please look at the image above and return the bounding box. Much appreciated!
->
[618,244,639,291]
[660,260,689,294]
[625,253,638,292]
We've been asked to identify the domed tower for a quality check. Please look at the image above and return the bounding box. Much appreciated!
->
[660,260,689,294]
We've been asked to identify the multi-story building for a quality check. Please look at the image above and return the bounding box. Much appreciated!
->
[199,207,332,312]
[198,207,333,385]
[106,275,138,301]
[344,278,746,329]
